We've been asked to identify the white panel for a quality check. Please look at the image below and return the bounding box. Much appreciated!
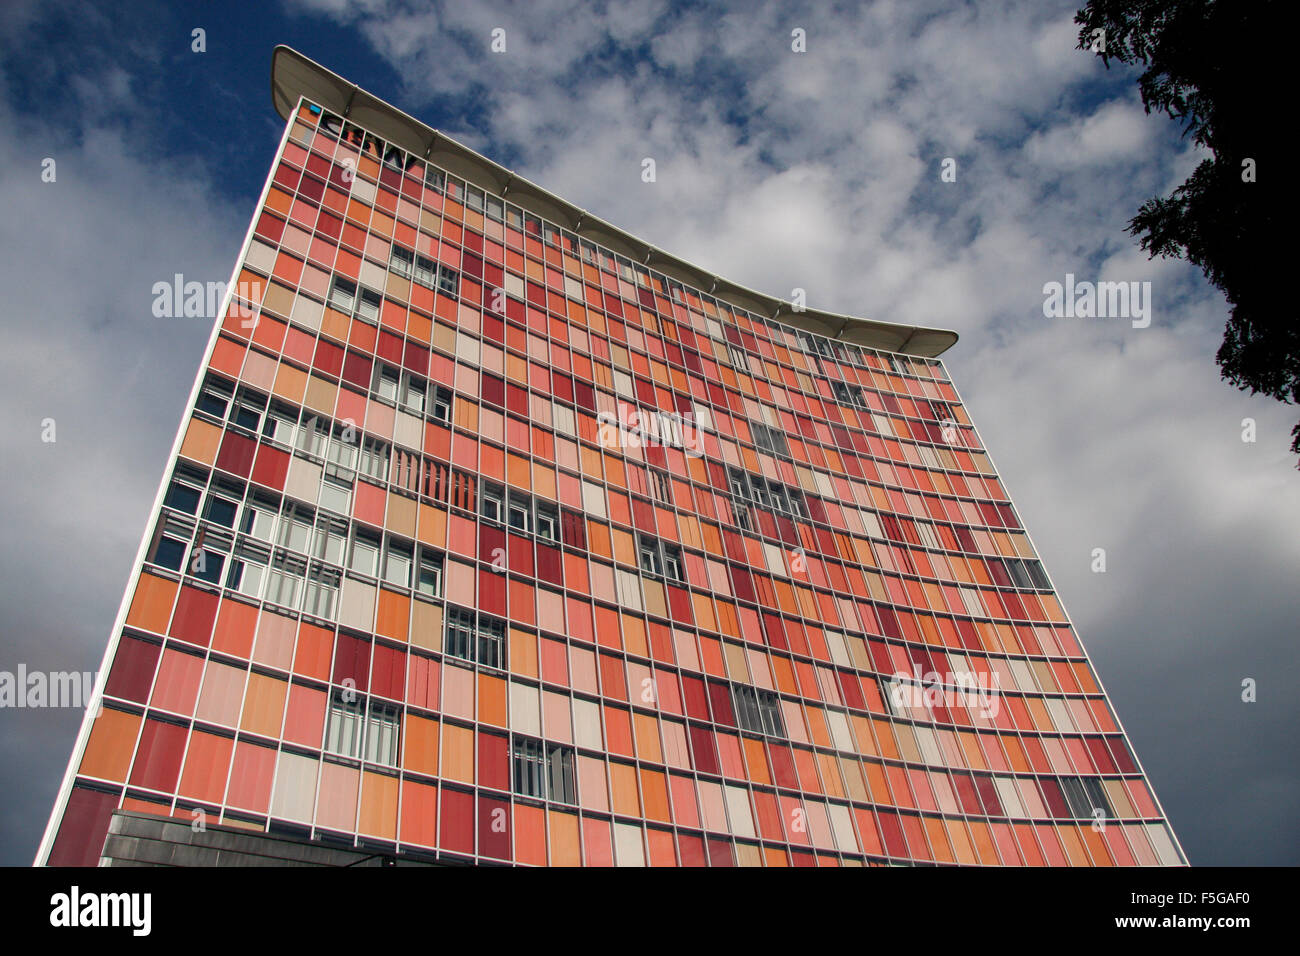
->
[572,697,602,750]
[613,823,646,867]
[509,681,541,737]
[270,751,318,823]
[724,786,756,839]
[338,577,376,632]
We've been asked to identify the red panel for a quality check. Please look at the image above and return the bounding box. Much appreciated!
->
[439,788,474,855]
[47,786,120,866]
[215,431,256,478]
[169,585,219,648]
[128,718,188,793]
[331,633,370,692]
[370,642,406,702]
[477,732,509,792]
[104,635,161,704]
[477,795,512,861]
[251,443,290,491]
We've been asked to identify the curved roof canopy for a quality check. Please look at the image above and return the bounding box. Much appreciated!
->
[271,45,958,358]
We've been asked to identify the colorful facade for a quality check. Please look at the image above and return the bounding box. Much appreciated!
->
[38,48,1183,867]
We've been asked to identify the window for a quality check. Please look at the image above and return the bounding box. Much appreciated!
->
[374,363,400,403]
[416,549,444,598]
[265,551,306,608]
[649,469,671,504]
[832,380,866,408]
[196,377,235,418]
[390,245,413,278]
[195,377,234,419]
[349,529,380,577]
[512,737,576,804]
[535,501,558,542]
[319,473,352,514]
[383,538,413,588]
[413,253,437,289]
[357,287,381,323]
[262,402,299,448]
[402,374,426,415]
[480,482,504,523]
[150,514,193,571]
[732,499,752,533]
[638,537,663,576]
[431,385,452,423]
[879,676,905,717]
[230,396,264,433]
[798,330,833,359]
[365,703,401,766]
[326,692,391,760]
[728,468,749,502]
[297,415,329,459]
[226,541,270,598]
[732,685,786,737]
[277,505,312,554]
[507,493,532,534]
[329,276,356,314]
[189,547,224,585]
[374,363,442,421]
[444,607,505,669]
[663,544,683,582]
[728,343,748,370]
[449,470,477,513]
[437,267,459,297]
[751,422,789,456]
[163,478,201,515]
[786,487,809,520]
[1061,776,1114,821]
[303,564,341,618]
[239,495,278,541]
[326,695,362,757]
[359,436,390,482]
[1005,558,1049,590]
[390,448,419,494]
[731,468,807,521]
[187,527,231,585]
[331,275,380,322]
[324,424,358,475]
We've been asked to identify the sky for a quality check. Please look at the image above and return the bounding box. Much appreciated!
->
[1,0,1296,866]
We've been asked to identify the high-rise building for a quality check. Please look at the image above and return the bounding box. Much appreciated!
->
[37,47,1184,867]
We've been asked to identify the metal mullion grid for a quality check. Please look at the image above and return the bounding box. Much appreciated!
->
[213,116,370,843]
[292,98,1128,868]
[788,697,863,865]
[239,103,467,857]
[859,716,963,866]
[764,621,977,868]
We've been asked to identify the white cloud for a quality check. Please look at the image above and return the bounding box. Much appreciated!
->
[1023,99,1156,168]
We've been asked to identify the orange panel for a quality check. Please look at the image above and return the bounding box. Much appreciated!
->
[125,573,178,635]
[78,707,142,783]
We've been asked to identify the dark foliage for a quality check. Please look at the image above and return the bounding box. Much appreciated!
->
[1075,0,1295,461]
